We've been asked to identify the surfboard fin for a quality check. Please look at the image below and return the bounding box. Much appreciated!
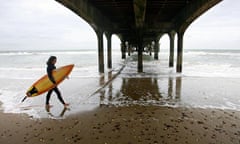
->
[21,96,27,103]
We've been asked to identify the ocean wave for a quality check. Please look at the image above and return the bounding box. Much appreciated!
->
[0,67,43,71]
[0,51,34,56]
[0,50,97,56]
[183,63,240,78]
[184,50,240,57]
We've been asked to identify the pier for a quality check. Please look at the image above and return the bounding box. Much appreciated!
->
[56,0,222,73]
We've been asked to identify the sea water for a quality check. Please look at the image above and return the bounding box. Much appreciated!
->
[0,49,123,118]
[183,49,240,78]
[1,49,240,118]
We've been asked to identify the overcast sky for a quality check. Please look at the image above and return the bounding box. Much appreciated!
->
[0,0,239,51]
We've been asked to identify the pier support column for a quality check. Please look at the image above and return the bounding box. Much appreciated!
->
[147,44,152,56]
[154,41,159,60]
[128,44,131,56]
[96,30,104,73]
[149,45,152,56]
[137,30,144,72]
[106,33,112,69]
[176,32,184,73]
[169,31,175,67]
[138,42,143,72]
[121,42,126,59]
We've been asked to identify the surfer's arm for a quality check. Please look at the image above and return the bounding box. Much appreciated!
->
[65,76,69,79]
[47,67,56,84]
[49,74,56,84]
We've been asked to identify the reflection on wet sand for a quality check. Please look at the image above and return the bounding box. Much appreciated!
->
[121,78,162,101]
[45,106,70,118]
[98,72,182,106]
[168,77,182,100]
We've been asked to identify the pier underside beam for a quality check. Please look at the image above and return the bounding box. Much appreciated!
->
[55,0,223,73]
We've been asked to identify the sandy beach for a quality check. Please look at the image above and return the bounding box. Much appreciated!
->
[1,105,240,144]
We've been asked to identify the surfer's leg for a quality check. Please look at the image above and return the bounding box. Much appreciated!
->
[53,87,65,105]
[46,89,53,105]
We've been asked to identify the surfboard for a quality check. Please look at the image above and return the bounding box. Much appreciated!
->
[21,64,74,102]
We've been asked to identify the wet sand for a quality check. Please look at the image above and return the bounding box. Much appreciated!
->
[1,105,240,144]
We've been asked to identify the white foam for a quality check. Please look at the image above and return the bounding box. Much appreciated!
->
[184,63,240,78]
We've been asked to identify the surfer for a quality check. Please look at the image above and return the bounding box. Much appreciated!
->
[46,56,69,108]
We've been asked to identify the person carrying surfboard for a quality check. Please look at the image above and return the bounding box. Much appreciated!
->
[46,56,69,108]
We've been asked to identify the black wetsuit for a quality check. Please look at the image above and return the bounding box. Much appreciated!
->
[46,64,65,105]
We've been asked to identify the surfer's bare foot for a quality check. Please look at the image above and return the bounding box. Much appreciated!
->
[64,103,69,107]
[45,104,53,109]
[45,104,53,112]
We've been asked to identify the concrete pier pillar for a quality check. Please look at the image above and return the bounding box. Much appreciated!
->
[169,31,175,67]
[121,42,126,59]
[147,44,152,56]
[128,44,131,56]
[154,41,159,60]
[96,30,104,73]
[138,42,143,72]
[136,29,144,72]
[106,33,112,69]
[176,32,184,73]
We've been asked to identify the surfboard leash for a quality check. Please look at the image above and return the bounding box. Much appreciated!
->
[21,96,27,103]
